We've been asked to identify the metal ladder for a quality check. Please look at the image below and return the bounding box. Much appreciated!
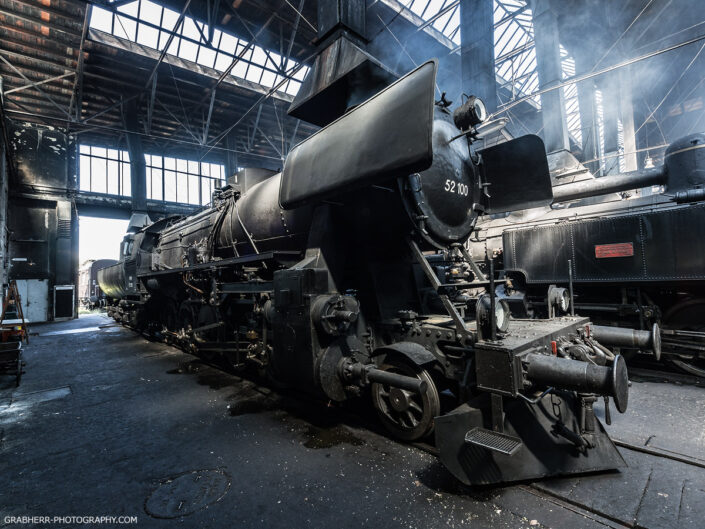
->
[1,280,29,344]
[409,241,523,455]
[408,239,490,341]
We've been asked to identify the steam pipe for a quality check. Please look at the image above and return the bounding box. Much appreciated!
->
[524,353,628,412]
[551,166,665,203]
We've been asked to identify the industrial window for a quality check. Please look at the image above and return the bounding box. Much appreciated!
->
[89,0,309,97]
[561,47,582,147]
[145,154,225,206]
[493,0,540,106]
[594,90,626,173]
[398,1,583,146]
[394,1,543,104]
[493,2,585,145]
[78,145,131,196]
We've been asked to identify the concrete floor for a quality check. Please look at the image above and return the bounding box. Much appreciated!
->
[1,314,704,528]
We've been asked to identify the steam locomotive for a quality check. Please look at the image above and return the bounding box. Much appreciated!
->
[99,61,649,485]
[471,132,705,377]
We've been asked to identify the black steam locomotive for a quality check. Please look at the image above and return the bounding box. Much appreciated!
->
[99,62,647,485]
[473,132,705,377]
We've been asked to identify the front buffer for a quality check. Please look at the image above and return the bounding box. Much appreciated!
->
[435,317,627,486]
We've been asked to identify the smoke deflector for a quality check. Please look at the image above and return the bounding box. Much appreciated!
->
[281,60,436,209]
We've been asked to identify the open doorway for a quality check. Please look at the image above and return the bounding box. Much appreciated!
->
[78,216,129,263]
[78,216,129,315]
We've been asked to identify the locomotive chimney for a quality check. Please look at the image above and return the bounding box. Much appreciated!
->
[287,0,397,127]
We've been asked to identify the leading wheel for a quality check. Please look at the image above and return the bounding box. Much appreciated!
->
[371,359,440,441]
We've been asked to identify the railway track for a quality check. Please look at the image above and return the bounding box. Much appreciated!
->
[410,429,705,528]
[524,438,705,529]
[125,321,705,527]
[416,438,705,528]
[613,439,705,469]
[413,436,705,470]
[622,360,705,385]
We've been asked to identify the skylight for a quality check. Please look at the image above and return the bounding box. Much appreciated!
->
[399,1,583,146]
[493,1,585,146]
[89,0,308,97]
[493,0,539,106]
[561,46,582,147]
[396,0,461,45]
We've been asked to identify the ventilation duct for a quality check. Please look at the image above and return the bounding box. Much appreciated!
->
[288,0,397,127]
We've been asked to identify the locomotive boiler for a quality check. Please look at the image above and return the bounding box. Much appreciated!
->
[99,61,648,485]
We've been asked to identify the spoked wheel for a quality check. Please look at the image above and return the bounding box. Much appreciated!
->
[371,360,440,441]
[155,300,180,343]
[663,298,705,378]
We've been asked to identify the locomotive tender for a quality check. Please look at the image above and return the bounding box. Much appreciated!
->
[476,132,705,376]
[99,61,647,485]
[78,259,117,309]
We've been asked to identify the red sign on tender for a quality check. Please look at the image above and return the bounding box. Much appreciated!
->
[595,242,634,258]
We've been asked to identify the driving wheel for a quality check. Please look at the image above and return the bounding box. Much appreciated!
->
[371,359,440,441]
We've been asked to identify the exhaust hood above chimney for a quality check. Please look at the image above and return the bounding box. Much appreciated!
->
[287,0,397,127]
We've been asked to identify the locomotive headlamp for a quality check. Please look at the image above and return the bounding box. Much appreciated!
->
[453,95,488,131]
[476,294,510,336]
[471,97,488,123]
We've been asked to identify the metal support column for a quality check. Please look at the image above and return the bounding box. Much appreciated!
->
[459,0,497,113]
[531,0,570,153]
[0,76,7,290]
[600,72,621,175]
[574,55,599,174]
[124,100,147,213]
[619,67,637,172]
[225,131,239,183]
